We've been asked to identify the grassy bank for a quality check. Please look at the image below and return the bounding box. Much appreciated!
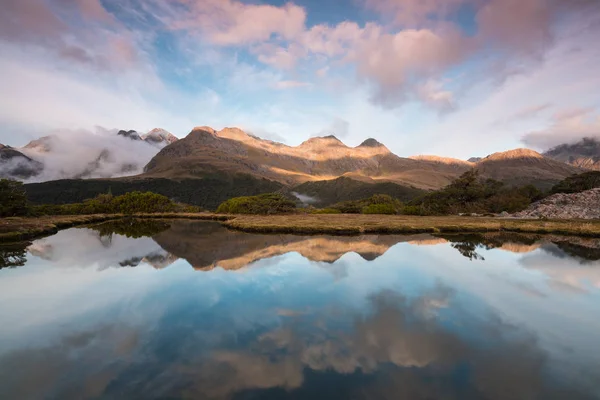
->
[2,213,600,244]
[223,214,600,237]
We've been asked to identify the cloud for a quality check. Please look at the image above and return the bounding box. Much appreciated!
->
[166,0,307,46]
[273,80,312,90]
[19,128,164,182]
[521,108,600,150]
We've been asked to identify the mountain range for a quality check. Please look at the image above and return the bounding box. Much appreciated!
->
[3,126,598,209]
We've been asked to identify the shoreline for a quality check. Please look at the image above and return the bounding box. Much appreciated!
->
[2,213,600,244]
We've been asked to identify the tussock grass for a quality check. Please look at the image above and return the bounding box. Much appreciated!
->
[2,213,599,244]
[223,214,600,237]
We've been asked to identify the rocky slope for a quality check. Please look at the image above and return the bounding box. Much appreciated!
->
[513,188,600,219]
[543,138,600,171]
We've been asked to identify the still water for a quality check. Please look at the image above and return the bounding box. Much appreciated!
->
[0,219,599,399]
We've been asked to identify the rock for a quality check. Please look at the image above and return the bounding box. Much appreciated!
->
[512,188,600,219]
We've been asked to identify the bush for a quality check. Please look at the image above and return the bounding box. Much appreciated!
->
[30,191,179,216]
[407,170,544,215]
[216,193,296,214]
[111,192,176,214]
[551,171,600,194]
[0,179,28,217]
[329,194,403,214]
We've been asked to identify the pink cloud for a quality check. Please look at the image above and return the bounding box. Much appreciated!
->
[0,0,146,72]
[171,0,307,46]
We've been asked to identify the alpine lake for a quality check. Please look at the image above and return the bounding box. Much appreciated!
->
[1,219,599,399]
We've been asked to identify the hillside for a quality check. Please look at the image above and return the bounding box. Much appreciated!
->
[474,148,582,190]
[543,138,600,171]
[24,174,282,210]
[291,177,425,207]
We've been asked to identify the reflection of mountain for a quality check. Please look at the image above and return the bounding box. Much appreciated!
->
[150,220,434,270]
[26,227,179,270]
[17,221,600,272]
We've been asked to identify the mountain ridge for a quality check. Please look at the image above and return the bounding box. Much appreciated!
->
[144,126,582,191]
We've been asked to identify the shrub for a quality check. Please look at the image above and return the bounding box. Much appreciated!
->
[329,194,403,214]
[0,179,28,217]
[551,171,600,194]
[111,191,175,214]
[29,191,178,215]
[407,170,543,215]
[216,193,296,214]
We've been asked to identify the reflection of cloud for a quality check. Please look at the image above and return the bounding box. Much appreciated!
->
[0,324,139,399]
[520,244,600,292]
[173,289,594,399]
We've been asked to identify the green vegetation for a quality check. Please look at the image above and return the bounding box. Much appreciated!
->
[0,179,28,217]
[406,170,543,215]
[551,171,600,194]
[327,194,403,215]
[30,192,185,216]
[292,177,424,207]
[25,174,283,210]
[216,193,296,214]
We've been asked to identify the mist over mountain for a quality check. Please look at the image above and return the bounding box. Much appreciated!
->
[0,128,178,182]
[543,138,600,171]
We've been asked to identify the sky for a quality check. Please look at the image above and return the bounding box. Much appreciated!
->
[1,0,600,159]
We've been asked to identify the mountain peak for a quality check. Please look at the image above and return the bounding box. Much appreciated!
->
[217,127,252,141]
[117,129,142,141]
[301,135,346,147]
[483,148,544,161]
[143,128,178,145]
[358,138,385,148]
[191,126,217,135]
[23,136,54,153]
[410,155,474,166]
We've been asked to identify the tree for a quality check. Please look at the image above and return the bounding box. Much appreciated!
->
[0,179,28,217]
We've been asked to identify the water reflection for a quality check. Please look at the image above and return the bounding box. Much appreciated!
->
[0,220,599,399]
[5,219,600,270]
[0,244,27,269]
